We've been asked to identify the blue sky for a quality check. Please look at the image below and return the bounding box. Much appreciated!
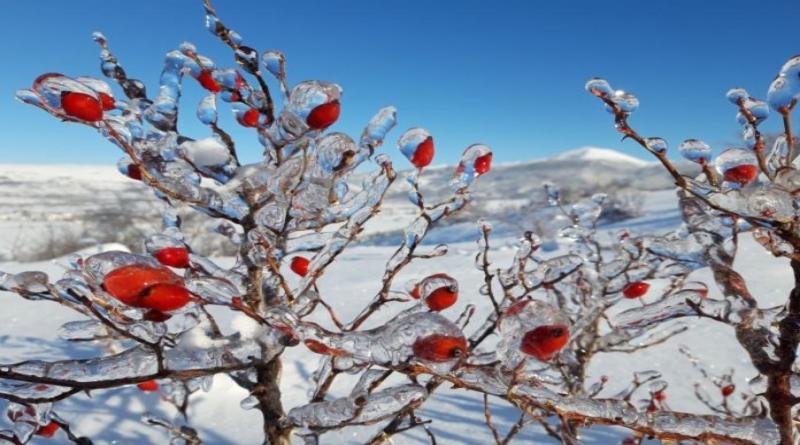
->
[2,1,799,167]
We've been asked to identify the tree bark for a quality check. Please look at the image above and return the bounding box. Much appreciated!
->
[255,358,291,445]
[768,258,800,444]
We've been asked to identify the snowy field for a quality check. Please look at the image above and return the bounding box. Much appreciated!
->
[0,158,788,444]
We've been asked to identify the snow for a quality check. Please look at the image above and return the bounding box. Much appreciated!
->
[0,156,782,444]
[550,146,651,166]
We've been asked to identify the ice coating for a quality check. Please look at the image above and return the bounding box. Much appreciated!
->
[741,97,770,125]
[83,251,165,284]
[408,273,458,311]
[285,383,427,429]
[298,313,466,367]
[58,320,108,341]
[522,254,584,288]
[451,144,492,192]
[316,133,358,175]
[614,290,728,329]
[569,194,606,228]
[0,331,282,394]
[767,74,799,113]
[397,127,434,168]
[611,90,639,114]
[17,3,799,443]
[585,78,613,98]
[497,300,571,365]
[0,271,50,295]
[768,136,790,176]
[726,87,748,104]
[360,106,397,150]
[678,139,712,164]
[716,148,759,187]
[646,137,668,154]
[282,81,341,134]
[510,385,779,444]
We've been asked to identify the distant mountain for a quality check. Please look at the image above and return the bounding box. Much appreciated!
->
[550,146,650,166]
[384,146,698,206]
[0,148,698,223]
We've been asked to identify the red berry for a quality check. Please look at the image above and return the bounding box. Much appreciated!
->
[197,69,221,93]
[653,391,667,401]
[61,91,103,122]
[410,136,435,169]
[474,153,492,174]
[722,164,758,186]
[721,384,735,397]
[306,100,340,130]
[35,421,59,438]
[519,324,569,361]
[126,164,142,181]
[103,264,183,307]
[137,380,159,392]
[98,92,116,111]
[622,282,650,299]
[138,283,192,312]
[290,256,310,277]
[238,108,261,127]
[155,247,191,268]
[425,285,458,312]
[409,273,455,308]
[412,334,467,362]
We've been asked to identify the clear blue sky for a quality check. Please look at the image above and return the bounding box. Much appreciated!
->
[2,1,799,166]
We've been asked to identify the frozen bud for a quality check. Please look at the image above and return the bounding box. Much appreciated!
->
[779,55,800,77]
[646,137,668,155]
[742,97,769,125]
[767,74,799,114]
[678,139,712,165]
[585,78,613,98]
[611,90,639,113]
[725,87,748,104]
[360,106,398,149]
[261,50,286,79]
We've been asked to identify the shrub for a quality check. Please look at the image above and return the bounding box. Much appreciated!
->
[1,1,799,444]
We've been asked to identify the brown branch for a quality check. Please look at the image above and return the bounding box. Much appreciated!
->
[254,358,290,445]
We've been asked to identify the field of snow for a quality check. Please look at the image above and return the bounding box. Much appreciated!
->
[0,155,787,444]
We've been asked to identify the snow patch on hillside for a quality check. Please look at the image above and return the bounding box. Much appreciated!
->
[551,146,650,166]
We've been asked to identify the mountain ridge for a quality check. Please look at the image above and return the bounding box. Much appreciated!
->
[0,147,697,222]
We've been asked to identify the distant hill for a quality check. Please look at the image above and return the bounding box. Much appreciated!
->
[380,146,699,206]
[0,147,698,223]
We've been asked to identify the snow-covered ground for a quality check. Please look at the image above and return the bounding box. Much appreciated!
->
[0,157,786,444]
